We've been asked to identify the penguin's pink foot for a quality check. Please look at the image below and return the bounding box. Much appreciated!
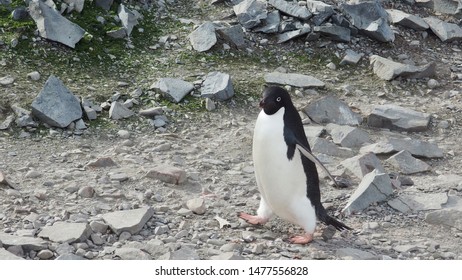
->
[238,212,268,225]
[289,233,314,244]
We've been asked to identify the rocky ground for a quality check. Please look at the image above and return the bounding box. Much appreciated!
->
[1,0,462,260]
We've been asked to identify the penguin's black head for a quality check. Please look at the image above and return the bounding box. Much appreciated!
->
[260,86,292,115]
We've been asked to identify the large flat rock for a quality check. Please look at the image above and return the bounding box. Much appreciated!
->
[38,222,91,243]
[303,96,362,126]
[0,232,48,251]
[264,72,325,88]
[151,78,194,103]
[0,248,25,260]
[102,206,154,235]
[367,104,431,132]
[28,0,85,48]
[424,16,462,42]
[360,138,444,159]
[386,150,431,174]
[388,192,448,213]
[370,55,436,81]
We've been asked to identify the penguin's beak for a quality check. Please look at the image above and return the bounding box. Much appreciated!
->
[259,99,266,108]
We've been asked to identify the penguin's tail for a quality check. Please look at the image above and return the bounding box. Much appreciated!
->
[315,206,352,231]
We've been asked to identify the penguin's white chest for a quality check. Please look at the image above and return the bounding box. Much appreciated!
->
[252,108,313,224]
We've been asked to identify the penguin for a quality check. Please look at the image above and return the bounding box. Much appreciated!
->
[239,86,351,244]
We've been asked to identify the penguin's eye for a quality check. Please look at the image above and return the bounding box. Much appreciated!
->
[276,97,281,102]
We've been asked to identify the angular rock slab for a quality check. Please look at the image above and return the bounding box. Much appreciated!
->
[254,10,280,33]
[370,55,436,81]
[326,123,371,148]
[343,170,393,215]
[31,75,82,128]
[38,222,91,244]
[233,0,267,29]
[340,152,386,179]
[95,0,113,11]
[268,0,311,20]
[303,96,362,126]
[340,1,394,42]
[336,247,378,260]
[0,232,48,251]
[424,16,462,42]
[0,248,25,260]
[416,0,462,15]
[425,196,462,230]
[146,165,187,185]
[189,21,217,52]
[264,72,324,88]
[386,150,431,174]
[114,247,152,260]
[118,4,138,36]
[277,26,311,43]
[109,101,135,120]
[216,25,246,49]
[360,138,444,159]
[201,72,235,101]
[313,25,351,42]
[102,207,154,235]
[311,137,355,158]
[386,9,429,31]
[152,78,194,103]
[367,104,431,132]
[388,192,448,213]
[340,49,363,65]
[28,0,85,48]
[161,247,201,260]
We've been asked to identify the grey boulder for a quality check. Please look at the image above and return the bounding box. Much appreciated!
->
[303,96,362,126]
[31,75,82,128]
[201,72,235,101]
[370,55,436,81]
[151,78,194,103]
[343,170,394,215]
[28,0,85,48]
[424,16,462,42]
[233,0,267,29]
[264,72,324,88]
[189,21,217,52]
[367,104,431,132]
[340,1,394,42]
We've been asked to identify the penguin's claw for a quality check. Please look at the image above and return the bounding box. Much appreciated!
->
[238,212,268,225]
[289,233,313,244]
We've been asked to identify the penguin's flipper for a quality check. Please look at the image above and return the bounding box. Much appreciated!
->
[295,142,340,188]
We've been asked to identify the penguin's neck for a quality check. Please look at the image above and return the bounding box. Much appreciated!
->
[256,107,285,136]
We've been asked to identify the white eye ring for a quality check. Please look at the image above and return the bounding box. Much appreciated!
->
[276,97,281,102]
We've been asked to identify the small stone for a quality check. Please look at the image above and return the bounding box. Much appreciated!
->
[186,198,206,215]
[37,249,54,260]
[78,186,95,198]
[0,75,15,86]
[27,71,41,81]
[242,231,256,242]
[146,165,187,185]
[86,157,117,168]
[117,130,131,139]
[427,79,440,89]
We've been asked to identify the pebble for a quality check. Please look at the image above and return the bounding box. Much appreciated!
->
[78,186,95,198]
[427,79,440,89]
[242,231,256,242]
[117,130,131,139]
[27,71,41,81]
[186,198,206,215]
[37,249,54,260]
